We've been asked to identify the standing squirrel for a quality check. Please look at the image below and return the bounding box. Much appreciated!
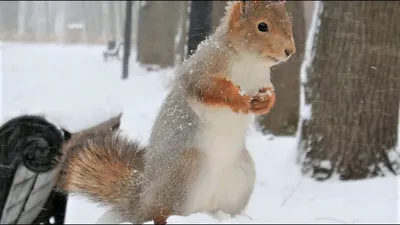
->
[56,1,295,224]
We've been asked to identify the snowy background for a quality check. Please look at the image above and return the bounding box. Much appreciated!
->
[1,43,399,224]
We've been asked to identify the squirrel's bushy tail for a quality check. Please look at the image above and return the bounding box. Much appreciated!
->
[56,129,145,207]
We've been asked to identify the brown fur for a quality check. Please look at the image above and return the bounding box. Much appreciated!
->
[250,87,276,115]
[194,75,251,113]
[192,76,276,115]
[153,216,168,225]
[56,130,145,208]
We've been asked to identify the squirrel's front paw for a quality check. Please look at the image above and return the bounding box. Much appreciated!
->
[226,85,251,114]
[250,87,276,115]
[198,76,251,114]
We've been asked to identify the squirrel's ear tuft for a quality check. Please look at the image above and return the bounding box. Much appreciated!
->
[228,1,244,29]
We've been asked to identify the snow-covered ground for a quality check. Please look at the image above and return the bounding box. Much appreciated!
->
[1,43,399,224]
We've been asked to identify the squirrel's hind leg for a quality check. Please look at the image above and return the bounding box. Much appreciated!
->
[145,149,200,225]
[153,215,168,224]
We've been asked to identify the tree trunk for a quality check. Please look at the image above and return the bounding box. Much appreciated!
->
[76,1,87,43]
[122,0,133,80]
[174,1,189,66]
[108,1,116,39]
[0,2,5,33]
[120,1,127,39]
[2,1,18,33]
[44,1,50,35]
[257,1,305,136]
[303,1,315,34]
[33,2,45,40]
[131,1,138,47]
[83,2,99,41]
[297,1,400,181]
[61,1,68,42]
[17,1,26,37]
[187,1,212,58]
[82,2,90,41]
[136,1,182,69]
[113,1,121,40]
[101,1,111,41]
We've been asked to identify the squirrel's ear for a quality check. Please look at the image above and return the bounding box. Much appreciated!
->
[228,1,244,29]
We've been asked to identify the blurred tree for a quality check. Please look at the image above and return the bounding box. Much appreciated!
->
[17,1,26,37]
[211,1,227,32]
[44,1,50,35]
[112,1,122,40]
[303,1,314,34]
[130,2,141,47]
[174,1,189,65]
[257,1,305,136]
[187,1,212,58]
[82,1,102,42]
[122,0,133,80]
[0,1,141,44]
[136,1,183,69]
[298,1,400,181]
[101,1,111,41]
[1,1,18,33]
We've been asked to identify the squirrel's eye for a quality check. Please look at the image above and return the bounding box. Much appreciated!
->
[258,22,269,32]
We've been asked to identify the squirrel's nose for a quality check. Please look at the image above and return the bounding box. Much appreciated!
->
[284,40,296,58]
[284,47,295,58]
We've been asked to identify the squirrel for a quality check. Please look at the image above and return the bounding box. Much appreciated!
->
[56,1,295,224]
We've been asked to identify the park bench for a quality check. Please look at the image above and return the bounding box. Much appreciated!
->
[103,40,124,61]
[0,113,122,224]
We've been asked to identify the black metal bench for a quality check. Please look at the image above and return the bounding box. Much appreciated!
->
[0,115,70,224]
[103,40,124,61]
[0,114,122,224]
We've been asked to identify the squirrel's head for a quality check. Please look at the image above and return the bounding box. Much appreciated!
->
[224,0,295,66]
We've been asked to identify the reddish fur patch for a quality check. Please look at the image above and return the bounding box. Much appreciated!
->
[151,204,170,225]
[250,87,276,115]
[63,144,135,200]
[197,76,251,113]
[153,215,168,225]
[56,130,144,208]
[229,1,243,29]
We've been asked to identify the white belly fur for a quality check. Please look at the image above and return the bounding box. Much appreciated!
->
[184,52,272,215]
[185,103,254,215]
